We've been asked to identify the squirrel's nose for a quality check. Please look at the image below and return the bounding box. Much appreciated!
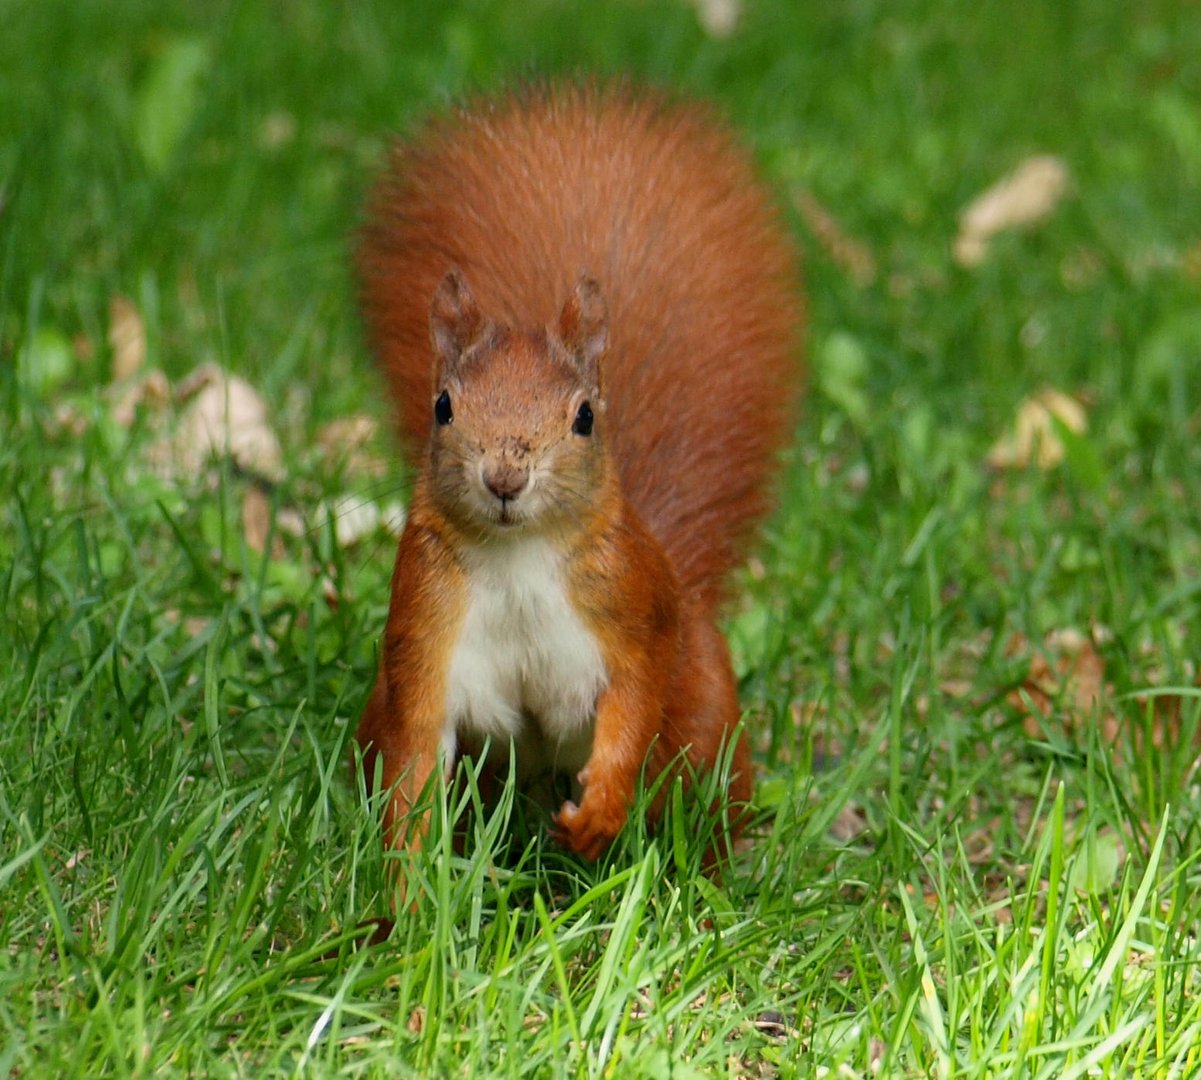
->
[482,462,528,502]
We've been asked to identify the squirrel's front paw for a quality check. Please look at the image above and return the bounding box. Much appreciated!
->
[553,794,624,861]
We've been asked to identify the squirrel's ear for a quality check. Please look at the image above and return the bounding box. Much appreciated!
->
[556,275,607,386]
[430,269,489,373]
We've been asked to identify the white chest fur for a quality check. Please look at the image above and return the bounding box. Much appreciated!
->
[444,537,607,777]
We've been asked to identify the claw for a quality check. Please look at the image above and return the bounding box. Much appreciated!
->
[554,795,621,861]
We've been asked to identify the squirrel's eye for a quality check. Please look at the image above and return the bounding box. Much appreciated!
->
[434,390,453,426]
[572,401,594,436]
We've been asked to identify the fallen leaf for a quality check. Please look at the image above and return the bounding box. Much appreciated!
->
[316,414,377,452]
[241,484,284,558]
[955,155,1070,267]
[274,506,307,539]
[1132,671,1201,753]
[160,363,284,480]
[51,402,89,437]
[690,0,740,38]
[321,494,405,547]
[315,414,388,476]
[829,801,869,843]
[381,502,407,536]
[1007,627,1116,744]
[107,295,146,381]
[986,388,1087,470]
[107,368,170,429]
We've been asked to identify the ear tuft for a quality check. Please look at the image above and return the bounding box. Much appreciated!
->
[430,269,489,371]
[556,275,608,384]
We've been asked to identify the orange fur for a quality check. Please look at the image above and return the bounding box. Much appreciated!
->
[356,502,467,850]
[359,80,803,602]
[355,79,802,863]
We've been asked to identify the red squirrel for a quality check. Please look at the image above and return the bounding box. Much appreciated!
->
[355,80,803,861]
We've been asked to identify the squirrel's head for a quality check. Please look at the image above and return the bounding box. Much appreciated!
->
[425,269,610,538]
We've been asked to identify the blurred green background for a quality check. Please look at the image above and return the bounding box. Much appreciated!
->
[6,0,1199,427]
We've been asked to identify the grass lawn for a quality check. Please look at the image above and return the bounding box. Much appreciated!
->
[4,0,1201,1075]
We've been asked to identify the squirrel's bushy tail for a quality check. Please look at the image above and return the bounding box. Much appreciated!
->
[358,80,804,603]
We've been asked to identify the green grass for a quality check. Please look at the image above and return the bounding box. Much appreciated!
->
[4,0,1201,1075]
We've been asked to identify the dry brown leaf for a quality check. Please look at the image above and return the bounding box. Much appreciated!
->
[691,0,740,37]
[241,484,285,558]
[159,363,284,480]
[322,495,407,548]
[793,187,877,286]
[315,414,388,476]
[51,402,89,437]
[381,501,406,536]
[1008,628,1117,745]
[986,388,1087,470]
[1131,669,1201,753]
[326,496,378,548]
[955,155,1071,267]
[829,802,869,843]
[316,414,377,453]
[274,506,307,538]
[108,295,147,381]
[107,368,171,429]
